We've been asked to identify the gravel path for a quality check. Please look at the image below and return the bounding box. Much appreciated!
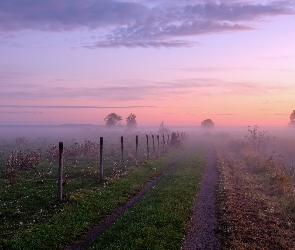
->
[181,144,220,250]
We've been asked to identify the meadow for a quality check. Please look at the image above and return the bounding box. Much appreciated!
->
[0,126,202,249]
[1,125,295,249]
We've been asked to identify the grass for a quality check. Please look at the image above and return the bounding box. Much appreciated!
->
[216,132,295,249]
[88,144,205,250]
[0,141,204,249]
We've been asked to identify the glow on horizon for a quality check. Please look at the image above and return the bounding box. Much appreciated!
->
[0,1,294,127]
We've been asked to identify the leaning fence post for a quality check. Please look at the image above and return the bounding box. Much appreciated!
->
[121,136,124,170]
[146,135,149,159]
[58,142,63,202]
[99,137,104,182]
[136,135,138,159]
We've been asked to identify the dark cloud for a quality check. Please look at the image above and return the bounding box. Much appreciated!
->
[0,0,294,48]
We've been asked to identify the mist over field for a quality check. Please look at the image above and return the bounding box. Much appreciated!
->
[1,124,295,164]
[1,124,294,141]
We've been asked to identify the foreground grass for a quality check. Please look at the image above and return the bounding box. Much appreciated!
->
[0,144,203,250]
[88,145,205,250]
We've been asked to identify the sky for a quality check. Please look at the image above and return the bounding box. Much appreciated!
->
[0,0,295,127]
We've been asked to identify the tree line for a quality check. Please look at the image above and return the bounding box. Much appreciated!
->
[104,113,137,129]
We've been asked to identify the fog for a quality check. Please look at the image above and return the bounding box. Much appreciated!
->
[1,124,294,144]
[1,123,295,175]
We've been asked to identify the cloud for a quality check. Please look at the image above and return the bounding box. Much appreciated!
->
[0,111,43,114]
[0,105,156,109]
[0,0,294,48]
[178,66,295,72]
[84,40,197,49]
[216,113,238,116]
[263,113,287,116]
[0,77,293,102]
[0,40,23,47]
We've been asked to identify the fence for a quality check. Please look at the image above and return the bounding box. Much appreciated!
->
[57,133,186,201]
[1,131,187,202]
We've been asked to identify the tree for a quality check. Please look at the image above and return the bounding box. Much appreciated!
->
[289,110,295,126]
[201,119,214,128]
[126,113,137,129]
[104,113,122,128]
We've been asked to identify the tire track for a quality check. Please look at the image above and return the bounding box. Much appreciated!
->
[64,149,193,250]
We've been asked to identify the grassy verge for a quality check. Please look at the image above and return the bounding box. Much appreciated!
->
[88,145,205,250]
[0,145,198,250]
[217,143,295,249]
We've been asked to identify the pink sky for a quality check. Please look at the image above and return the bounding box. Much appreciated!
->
[0,0,295,127]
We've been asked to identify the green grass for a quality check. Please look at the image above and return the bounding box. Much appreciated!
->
[0,143,204,250]
[88,145,205,250]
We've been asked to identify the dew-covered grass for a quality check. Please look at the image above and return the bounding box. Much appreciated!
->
[0,135,190,249]
[88,144,205,250]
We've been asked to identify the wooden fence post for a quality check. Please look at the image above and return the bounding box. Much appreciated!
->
[136,135,138,159]
[152,135,155,154]
[121,136,124,170]
[157,135,160,155]
[146,135,149,159]
[99,137,104,182]
[162,134,165,152]
[168,134,170,145]
[58,142,63,202]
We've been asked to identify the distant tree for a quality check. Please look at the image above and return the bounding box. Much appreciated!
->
[201,119,215,128]
[104,113,122,128]
[126,113,137,129]
[289,110,295,126]
[158,121,170,134]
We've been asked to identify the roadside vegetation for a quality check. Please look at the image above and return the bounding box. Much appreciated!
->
[216,127,295,249]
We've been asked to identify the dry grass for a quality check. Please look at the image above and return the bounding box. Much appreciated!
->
[217,136,295,249]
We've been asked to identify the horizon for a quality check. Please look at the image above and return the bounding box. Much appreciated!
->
[1,0,295,127]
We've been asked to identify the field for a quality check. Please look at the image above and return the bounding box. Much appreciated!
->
[1,125,295,249]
